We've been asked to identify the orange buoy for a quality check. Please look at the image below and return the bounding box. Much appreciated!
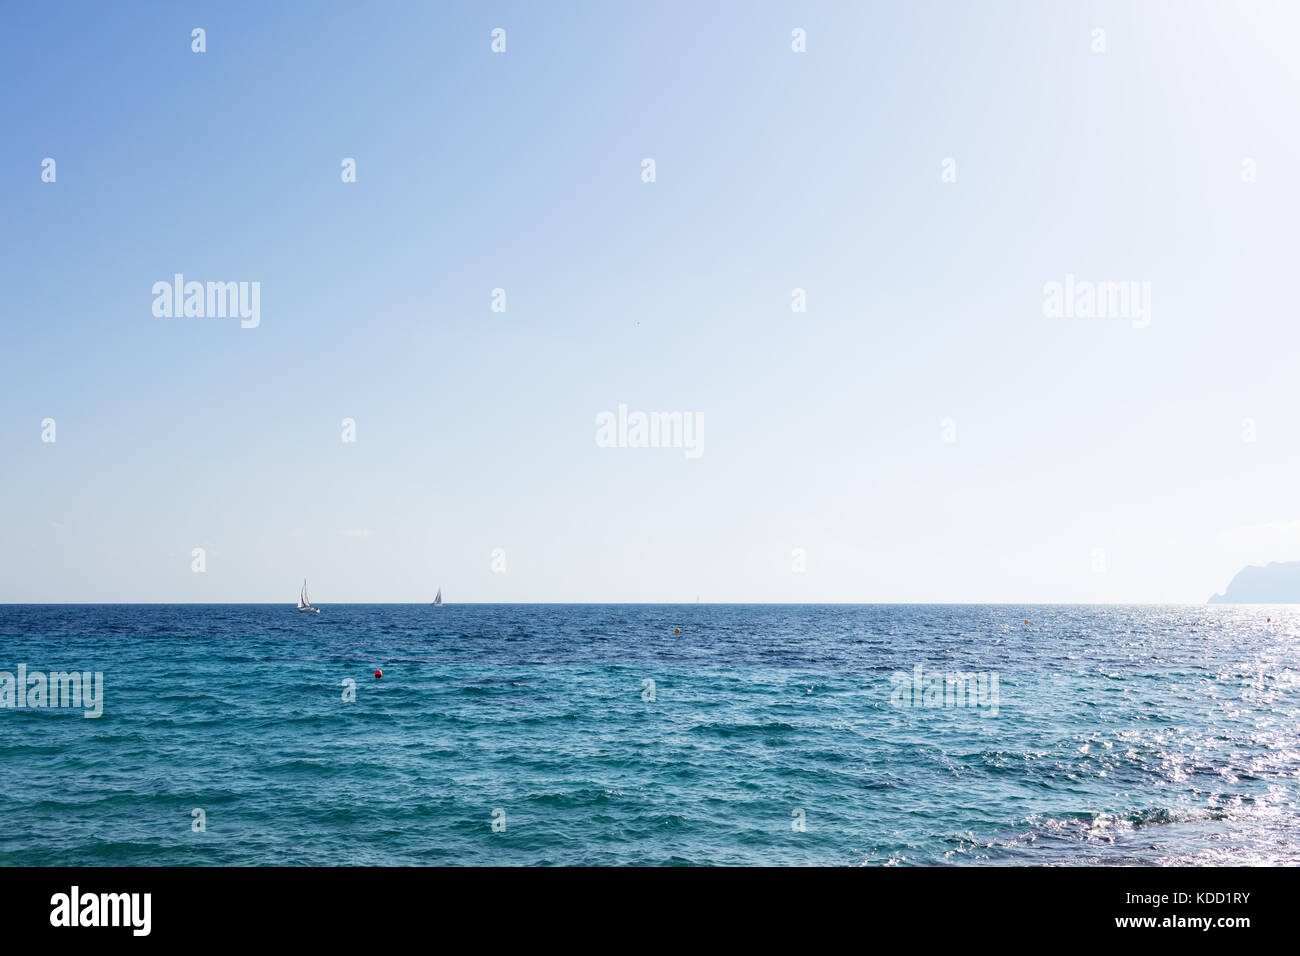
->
[674,628,681,634]
[1024,620,1029,625]
[374,669,382,679]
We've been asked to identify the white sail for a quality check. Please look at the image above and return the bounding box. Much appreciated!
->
[432,588,442,607]
[296,578,320,612]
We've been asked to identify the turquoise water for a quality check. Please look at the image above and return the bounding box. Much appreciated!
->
[1,604,1298,866]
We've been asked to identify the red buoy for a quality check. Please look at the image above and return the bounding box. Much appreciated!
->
[374,669,382,679]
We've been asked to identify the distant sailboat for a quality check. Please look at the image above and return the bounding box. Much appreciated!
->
[297,579,321,613]
[431,588,443,607]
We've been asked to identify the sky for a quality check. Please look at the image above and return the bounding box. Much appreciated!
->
[3,1,1300,603]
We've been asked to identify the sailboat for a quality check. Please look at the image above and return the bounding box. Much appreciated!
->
[297,579,321,613]
[431,588,443,607]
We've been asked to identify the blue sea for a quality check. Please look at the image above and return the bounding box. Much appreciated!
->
[1,604,1297,866]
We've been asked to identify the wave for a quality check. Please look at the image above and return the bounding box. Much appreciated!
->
[688,721,798,737]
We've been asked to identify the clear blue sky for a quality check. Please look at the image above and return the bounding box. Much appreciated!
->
[3,1,1299,603]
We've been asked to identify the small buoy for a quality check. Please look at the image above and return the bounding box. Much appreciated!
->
[374,669,382,679]
[674,628,681,634]
[1024,620,1029,625]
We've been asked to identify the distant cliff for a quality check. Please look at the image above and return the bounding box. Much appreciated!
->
[1208,561,1300,603]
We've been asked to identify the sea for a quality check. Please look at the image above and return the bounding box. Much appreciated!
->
[1,604,1297,866]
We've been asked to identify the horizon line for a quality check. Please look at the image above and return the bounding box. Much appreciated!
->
[0,600,1261,607]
